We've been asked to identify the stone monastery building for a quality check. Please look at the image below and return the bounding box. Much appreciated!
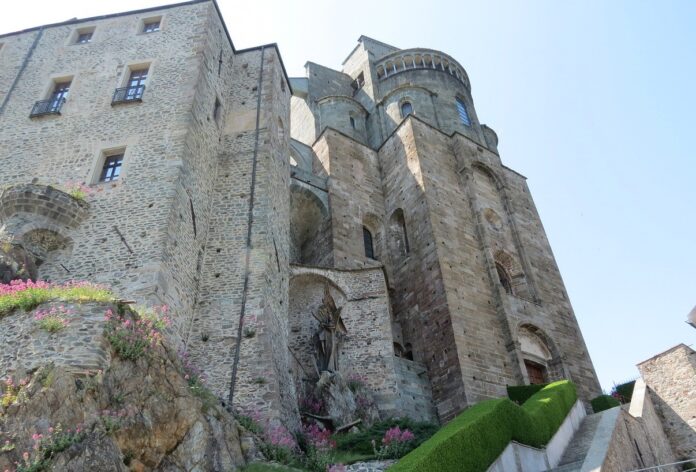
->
[0,0,601,426]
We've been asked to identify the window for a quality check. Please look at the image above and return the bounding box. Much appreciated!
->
[73,27,95,45]
[496,263,512,294]
[400,101,413,118]
[99,154,124,182]
[76,31,93,44]
[351,72,365,93]
[456,97,471,126]
[113,67,148,104]
[31,80,71,117]
[350,116,356,129]
[363,226,375,260]
[143,20,160,33]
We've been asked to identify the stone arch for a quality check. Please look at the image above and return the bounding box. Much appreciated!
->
[493,249,529,297]
[289,140,315,172]
[290,183,332,266]
[288,272,348,387]
[388,208,410,261]
[516,324,566,384]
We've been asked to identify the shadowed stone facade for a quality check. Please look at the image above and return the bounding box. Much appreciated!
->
[0,3,601,428]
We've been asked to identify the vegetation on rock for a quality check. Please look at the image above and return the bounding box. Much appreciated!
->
[0,280,112,317]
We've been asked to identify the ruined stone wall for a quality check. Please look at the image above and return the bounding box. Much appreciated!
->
[638,344,696,460]
[0,2,212,335]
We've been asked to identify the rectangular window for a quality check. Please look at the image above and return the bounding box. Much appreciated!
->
[76,32,93,44]
[351,72,365,94]
[143,20,160,33]
[363,226,375,260]
[99,154,124,182]
[113,67,148,104]
[31,80,71,117]
[456,97,471,126]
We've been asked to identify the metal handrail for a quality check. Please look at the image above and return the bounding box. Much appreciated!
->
[29,97,65,117]
[111,84,145,104]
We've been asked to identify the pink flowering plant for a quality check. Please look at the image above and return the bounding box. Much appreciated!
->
[104,306,170,361]
[259,421,298,464]
[62,182,93,202]
[0,279,112,317]
[1,377,29,409]
[33,305,72,333]
[374,426,416,459]
[13,424,87,472]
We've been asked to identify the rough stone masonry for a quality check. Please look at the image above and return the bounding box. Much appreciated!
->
[0,0,602,428]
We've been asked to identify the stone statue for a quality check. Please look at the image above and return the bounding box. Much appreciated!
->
[312,284,347,373]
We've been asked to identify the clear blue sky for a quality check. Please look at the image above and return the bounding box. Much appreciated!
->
[2,1,694,391]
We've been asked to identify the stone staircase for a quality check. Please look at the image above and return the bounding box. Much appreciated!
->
[547,412,604,471]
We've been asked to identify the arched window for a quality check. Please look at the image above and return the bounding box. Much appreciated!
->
[456,97,471,126]
[400,101,413,118]
[350,116,356,129]
[496,263,512,294]
[363,226,375,260]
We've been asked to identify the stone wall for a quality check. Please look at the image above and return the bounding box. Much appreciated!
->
[288,265,407,418]
[1,301,116,377]
[637,344,696,460]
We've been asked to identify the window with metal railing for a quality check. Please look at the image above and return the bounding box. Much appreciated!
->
[112,68,148,104]
[30,81,70,117]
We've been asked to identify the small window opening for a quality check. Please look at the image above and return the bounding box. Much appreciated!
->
[401,101,413,118]
[49,81,71,111]
[218,50,223,76]
[496,263,512,294]
[350,116,356,129]
[363,226,375,260]
[456,97,471,126]
[100,154,124,182]
[351,72,365,94]
[143,20,161,33]
[76,31,93,44]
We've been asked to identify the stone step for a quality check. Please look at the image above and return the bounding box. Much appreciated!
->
[545,411,605,471]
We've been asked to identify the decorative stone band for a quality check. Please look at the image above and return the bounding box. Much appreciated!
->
[0,183,90,230]
[375,48,470,89]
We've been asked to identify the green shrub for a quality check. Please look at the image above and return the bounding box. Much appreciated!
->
[390,380,577,472]
[506,383,547,405]
[0,280,112,317]
[591,394,620,413]
[612,380,636,404]
[334,417,437,455]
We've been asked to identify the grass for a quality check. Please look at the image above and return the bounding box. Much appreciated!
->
[0,280,112,317]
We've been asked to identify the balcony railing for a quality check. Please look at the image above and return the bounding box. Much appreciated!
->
[29,98,65,117]
[111,85,145,105]
[375,48,469,88]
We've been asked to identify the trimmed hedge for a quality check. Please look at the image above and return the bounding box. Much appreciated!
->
[591,394,620,413]
[389,381,577,472]
[507,383,547,405]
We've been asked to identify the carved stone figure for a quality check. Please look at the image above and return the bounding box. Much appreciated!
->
[312,284,347,373]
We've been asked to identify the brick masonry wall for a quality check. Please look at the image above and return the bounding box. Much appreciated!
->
[638,344,696,459]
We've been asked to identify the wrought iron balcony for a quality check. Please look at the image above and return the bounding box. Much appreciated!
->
[29,98,65,117]
[111,85,145,105]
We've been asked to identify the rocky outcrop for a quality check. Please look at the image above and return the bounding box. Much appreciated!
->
[0,242,37,283]
[0,301,247,472]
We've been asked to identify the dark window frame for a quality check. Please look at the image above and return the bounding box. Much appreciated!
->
[401,101,413,118]
[143,20,161,33]
[363,226,375,260]
[99,154,124,183]
[456,97,471,126]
